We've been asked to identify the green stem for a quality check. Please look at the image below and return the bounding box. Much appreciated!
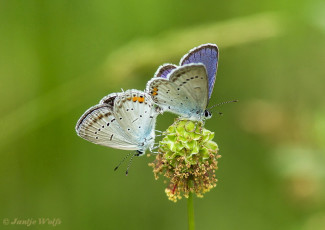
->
[187,191,195,230]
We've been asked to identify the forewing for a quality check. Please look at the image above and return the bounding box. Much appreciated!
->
[154,64,177,78]
[113,90,158,147]
[147,64,208,118]
[180,44,218,100]
[169,64,209,112]
[75,104,138,150]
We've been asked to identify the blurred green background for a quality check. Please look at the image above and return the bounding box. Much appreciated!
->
[1,0,325,229]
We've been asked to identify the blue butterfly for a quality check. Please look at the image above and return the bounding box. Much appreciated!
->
[146,43,218,120]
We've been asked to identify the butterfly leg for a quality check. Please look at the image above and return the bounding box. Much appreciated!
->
[150,150,160,155]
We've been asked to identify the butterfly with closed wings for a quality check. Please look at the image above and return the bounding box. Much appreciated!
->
[75,89,161,174]
[146,43,219,120]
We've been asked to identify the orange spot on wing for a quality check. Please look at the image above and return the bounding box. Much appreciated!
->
[138,97,145,103]
[153,87,158,91]
[132,97,138,102]
[152,92,157,96]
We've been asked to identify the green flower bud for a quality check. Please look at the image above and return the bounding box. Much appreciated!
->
[149,119,220,202]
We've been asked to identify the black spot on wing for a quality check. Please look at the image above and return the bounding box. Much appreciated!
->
[102,95,117,106]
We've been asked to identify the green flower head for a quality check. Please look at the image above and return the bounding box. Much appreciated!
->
[149,119,220,202]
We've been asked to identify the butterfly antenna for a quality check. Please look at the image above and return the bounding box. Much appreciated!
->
[114,151,133,171]
[208,100,238,110]
[125,153,136,176]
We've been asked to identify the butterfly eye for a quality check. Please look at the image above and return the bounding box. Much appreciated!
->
[204,110,211,118]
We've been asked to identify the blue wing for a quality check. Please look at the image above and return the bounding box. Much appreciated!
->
[180,44,218,100]
[154,63,177,78]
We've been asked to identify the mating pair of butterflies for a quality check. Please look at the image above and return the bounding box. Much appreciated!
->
[75,44,219,156]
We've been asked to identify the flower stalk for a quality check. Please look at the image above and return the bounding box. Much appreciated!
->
[187,187,195,230]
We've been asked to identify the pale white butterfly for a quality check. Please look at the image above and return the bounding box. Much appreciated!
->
[146,44,219,121]
[75,89,160,162]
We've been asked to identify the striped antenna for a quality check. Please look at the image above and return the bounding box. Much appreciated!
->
[208,100,238,110]
[114,151,133,171]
